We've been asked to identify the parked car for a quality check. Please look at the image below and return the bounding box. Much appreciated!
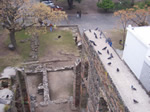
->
[41,1,55,7]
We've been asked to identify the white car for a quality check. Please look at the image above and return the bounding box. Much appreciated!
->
[41,1,55,7]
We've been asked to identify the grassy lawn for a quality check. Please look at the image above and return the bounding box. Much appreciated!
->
[15,30,31,60]
[0,30,31,72]
[0,28,78,72]
[39,29,78,57]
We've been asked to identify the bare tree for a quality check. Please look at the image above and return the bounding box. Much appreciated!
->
[114,5,150,49]
[0,0,67,49]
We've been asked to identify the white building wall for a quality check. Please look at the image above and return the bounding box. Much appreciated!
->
[145,50,150,66]
[123,30,147,79]
[140,62,150,92]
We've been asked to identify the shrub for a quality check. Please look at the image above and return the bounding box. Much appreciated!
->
[136,0,150,9]
[97,0,115,12]
[4,105,10,112]
[145,0,150,6]
[114,0,132,10]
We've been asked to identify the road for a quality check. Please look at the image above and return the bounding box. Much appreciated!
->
[60,13,120,35]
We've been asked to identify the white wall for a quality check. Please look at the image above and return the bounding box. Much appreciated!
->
[145,50,150,66]
[123,30,147,79]
[140,62,150,92]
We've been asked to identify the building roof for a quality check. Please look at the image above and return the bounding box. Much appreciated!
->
[84,29,150,112]
[127,26,150,48]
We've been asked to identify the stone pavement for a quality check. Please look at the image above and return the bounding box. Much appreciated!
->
[60,13,120,35]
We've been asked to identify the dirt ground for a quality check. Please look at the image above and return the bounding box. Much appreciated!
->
[48,71,74,100]
[26,71,77,112]
[36,102,78,112]
[26,73,43,104]
[103,29,124,50]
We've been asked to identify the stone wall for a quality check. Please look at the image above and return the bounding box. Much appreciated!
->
[73,59,81,107]
[16,71,30,112]
[81,33,129,112]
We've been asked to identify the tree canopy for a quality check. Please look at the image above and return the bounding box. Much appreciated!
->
[0,0,67,49]
[114,5,150,48]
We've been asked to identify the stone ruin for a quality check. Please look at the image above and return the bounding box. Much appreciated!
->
[19,58,81,112]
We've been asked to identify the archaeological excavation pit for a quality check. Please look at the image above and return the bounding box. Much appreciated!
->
[47,70,74,101]
[26,73,43,104]
[26,70,75,101]
[23,26,82,112]
[25,67,78,112]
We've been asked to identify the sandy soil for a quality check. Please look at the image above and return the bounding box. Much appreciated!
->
[26,71,77,112]
[48,70,74,100]
[36,103,78,112]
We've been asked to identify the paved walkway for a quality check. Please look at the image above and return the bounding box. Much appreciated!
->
[61,13,150,36]
[85,30,150,112]
[60,13,120,35]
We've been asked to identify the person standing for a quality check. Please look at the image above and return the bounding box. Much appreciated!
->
[79,10,81,18]
[49,23,53,32]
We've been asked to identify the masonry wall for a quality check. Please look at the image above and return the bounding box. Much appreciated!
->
[81,34,129,112]
[74,59,81,107]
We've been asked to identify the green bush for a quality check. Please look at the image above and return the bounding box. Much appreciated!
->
[97,0,115,12]
[114,0,132,10]
[145,0,150,6]
[136,0,150,9]
[137,2,146,9]
[4,105,10,112]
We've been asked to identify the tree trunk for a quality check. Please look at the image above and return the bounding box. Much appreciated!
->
[122,28,126,50]
[9,30,17,49]
[67,0,73,9]
[131,0,134,6]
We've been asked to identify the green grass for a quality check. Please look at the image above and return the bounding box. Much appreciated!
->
[0,28,78,72]
[39,29,78,57]
[11,29,78,60]
[5,30,31,61]
[0,30,29,72]
[16,30,31,60]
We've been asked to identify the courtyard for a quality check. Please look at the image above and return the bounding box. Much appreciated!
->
[0,0,150,112]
